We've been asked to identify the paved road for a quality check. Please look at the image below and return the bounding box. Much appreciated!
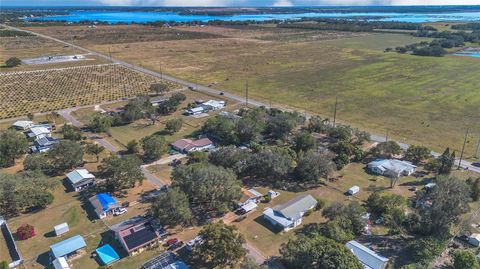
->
[5,24,478,174]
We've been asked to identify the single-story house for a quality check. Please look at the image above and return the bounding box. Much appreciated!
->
[89,193,120,219]
[263,194,317,232]
[186,236,203,251]
[96,244,120,265]
[202,100,225,110]
[12,120,34,130]
[237,188,263,207]
[367,159,417,178]
[50,235,87,259]
[66,169,96,192]
[25,126,51,139]
[31,136,60,153]
[113,218,161,256]
[240,201,257,214]
[150,97,167,107]
[345,240,389,269]
[54,223,69,236]
[31,123,53,131]
[468,233,480,247]
[185,106,205,115]
[171,138,214,153]
[52,257,70,269]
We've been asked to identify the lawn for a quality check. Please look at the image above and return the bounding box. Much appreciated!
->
[24,24,480,157]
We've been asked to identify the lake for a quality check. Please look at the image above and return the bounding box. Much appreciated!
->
[28,10,480,24]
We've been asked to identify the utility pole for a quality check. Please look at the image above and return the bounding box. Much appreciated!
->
[458,128,469,169]
[70,33,76,56]
[159,61,163,80]
[108,47,112,61]
[245,79,249,107]
[333,96,338,128]
[475,135,480,159]
[385,129,389,142]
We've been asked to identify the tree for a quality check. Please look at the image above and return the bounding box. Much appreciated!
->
[266,112,300,140]
[470,178,480,202]
[5,57,21,67]
[23,153,49,171]
[192,222,246,268]
[47,140,84,172]
[150,83,168,96]
[0,130,29,168]
[202,116,237,145]
[172,164,241,214]
[208,146,251,176]
[295,150,335,183]
[141,135,167,160]
[85,143,105,162]
[150,187,193,227]
[405,145,431,164]
[100,155,144,192]
[27,113,34,121]
[165,118,183,134]
[0,261,8,269]
[437,147,455,175]
[366,192,407,233]
[62,124,82,141]
[328,125,353,142]
[17,224,36,240]
[241,258,268,269]
[308,116,330,133]
[0,171,56,217]
[280,235,363,269]
[322,202,366,236]
[369,141,402,158]
[187,151,208,164]
[126,140,140,154]
[89,113,113,133]
[235,117,264,145]
[415,176,470,237]
[320,218,355,243]
[407,237,446,264]
[250,146,295,180]
[292,131,317,153]
[453,250,479,269]
[123,96,149,122]
[144,105,161,125]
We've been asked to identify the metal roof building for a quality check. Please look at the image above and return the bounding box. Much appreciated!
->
[263,194,317,232]
[345,240,389,269]
[50,235,86,259]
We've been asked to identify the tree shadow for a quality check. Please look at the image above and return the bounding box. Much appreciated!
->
[35,251,51,267]
[43,230,57,238]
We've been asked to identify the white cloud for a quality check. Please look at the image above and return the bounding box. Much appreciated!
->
[273,0,294,6]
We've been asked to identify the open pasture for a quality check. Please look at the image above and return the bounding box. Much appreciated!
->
[0,64,177,119]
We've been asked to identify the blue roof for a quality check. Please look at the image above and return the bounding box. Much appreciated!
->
[96,244,120,265]
[97,193,117,211]
[165,261,190,269]
[50,235,86,258]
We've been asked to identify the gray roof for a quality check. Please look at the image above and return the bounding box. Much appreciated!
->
[66,169,95,185]
[272,194,317,220]
[346,240,389,269]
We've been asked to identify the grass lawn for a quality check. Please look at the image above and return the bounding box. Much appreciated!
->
[147,163,174,185]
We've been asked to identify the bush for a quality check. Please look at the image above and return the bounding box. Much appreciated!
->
[262,195,272,203]
[453,250,478,269]
[5,57,21,67]
[17,224,36,240]
[315,198,326,211]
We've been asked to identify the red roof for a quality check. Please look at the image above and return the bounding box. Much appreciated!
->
[172,138,213,152]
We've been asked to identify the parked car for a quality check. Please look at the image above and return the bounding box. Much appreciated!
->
[113,207,127,216]
[219,92,224,95]
[165,238,178,247]
[169,241,184,250]
[472,162,480,168]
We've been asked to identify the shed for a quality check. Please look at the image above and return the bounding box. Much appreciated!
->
[96,244,120,265]
[240,201,257,213]
[12,120,34,130]
[52,257,70,269]
[50,235,87,259]
[54,223,69,236]
[346,240,389,269]
[348,186,360,195]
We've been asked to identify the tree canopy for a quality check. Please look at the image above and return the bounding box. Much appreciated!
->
[141,135,168,160]
[100,155,144,192]
[47,140,84,172]
[150,187,193,227]
[0,129,29,168]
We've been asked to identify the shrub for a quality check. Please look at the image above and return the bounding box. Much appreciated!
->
[5,57,21,67]
[262,195,272,203]
[17,224,36,240]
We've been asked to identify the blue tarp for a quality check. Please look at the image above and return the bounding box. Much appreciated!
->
[50,235,86,258]
[96,244,120,265]
[97,193,117,211]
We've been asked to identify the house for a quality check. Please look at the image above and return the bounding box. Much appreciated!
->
[367,159,417,178]
[171,138,214,153]
[348,186,360,195]
[468,233,480,246]
[25,126,51,139]
[263,194,317,232]
[0,216,22,268]
[240,201,257,214]
[66,169,96,192]
[89,193,120,219]
[52,257,70,269]
[113,218,161,256]
[202,100,225,110]
[150,97,167,107]
[185,106,205,115]
[345,240,389,269]
[50,235,87,259]
[12,120,34,130]
[31,136,60,153]
[54,223,69,236]
[95,244,120,265]
[237,188,263,207]
[141,251,190,269]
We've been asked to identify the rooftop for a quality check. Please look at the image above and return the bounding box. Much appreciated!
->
[96,244,120,265]
[272,194,317,220]
[66,169,95,185]
[368,159,416,173]
[346,240,389,269]
[115,218,160,253]
[50,235,86,258]
[141,251,190,269]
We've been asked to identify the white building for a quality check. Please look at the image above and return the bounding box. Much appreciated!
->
[367,159,416,178]
[468,233,480,247]
[348,186,360,195]
[12,120,34,130]
[25,126,51,139]
[346,240,389,269]
[202,100,225,110]
[185,107,205,115]
[66,169,96,192]
[263,195,317,232]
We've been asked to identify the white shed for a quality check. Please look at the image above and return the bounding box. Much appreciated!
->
[348,186,360,195]
[54,223,69,236]
[240,201,258,213]
[53,257,70,269]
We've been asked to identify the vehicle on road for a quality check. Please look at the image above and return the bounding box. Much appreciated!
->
[165,238,178,247]
[219,92,224,95]
[472,162,480,168]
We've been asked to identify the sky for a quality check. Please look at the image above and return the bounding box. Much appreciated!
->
[3,0,480,6]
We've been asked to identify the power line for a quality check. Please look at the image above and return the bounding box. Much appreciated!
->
[458,128,469,169]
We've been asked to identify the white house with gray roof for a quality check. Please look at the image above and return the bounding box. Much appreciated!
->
[263,194,317,232]
[66,169,96,192]
[346,240,389,269]
[367,159,416,178]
